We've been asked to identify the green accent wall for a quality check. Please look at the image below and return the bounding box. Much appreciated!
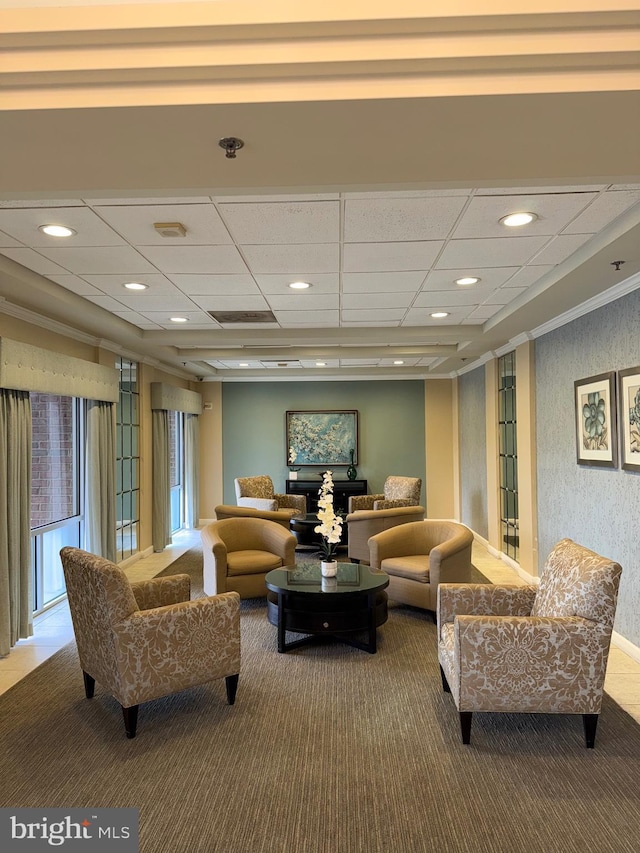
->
[222,380,425,506]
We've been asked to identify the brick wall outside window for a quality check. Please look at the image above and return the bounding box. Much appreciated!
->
[30,393,76,529]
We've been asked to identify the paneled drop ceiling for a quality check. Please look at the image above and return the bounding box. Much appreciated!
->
[0,1,639,380]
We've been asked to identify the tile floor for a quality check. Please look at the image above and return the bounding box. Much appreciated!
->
[1,532,639,726]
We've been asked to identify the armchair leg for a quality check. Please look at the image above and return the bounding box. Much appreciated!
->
[583,713,599,748]
[225,673,239,705]
[82,671,95,699]
[122,705,139,739]
[439,665,451,693]
[459,712,473,744]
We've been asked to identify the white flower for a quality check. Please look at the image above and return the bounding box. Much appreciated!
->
[315,471,343,560]
[288,446,297,464]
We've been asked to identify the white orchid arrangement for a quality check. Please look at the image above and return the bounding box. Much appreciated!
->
[314,470,343,561]
[288,446,301,472]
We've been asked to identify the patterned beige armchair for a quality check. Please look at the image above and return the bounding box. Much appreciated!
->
[60,547,241,739]
[202,517,297,599]
[348,475,422,512]
[234,475,306,517]
[437,538,622,748]
[346,505,426,564]
[368,519,474,613]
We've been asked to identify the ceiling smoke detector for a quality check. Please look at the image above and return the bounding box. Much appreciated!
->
[154,222,187,238]
[218,137,244,159]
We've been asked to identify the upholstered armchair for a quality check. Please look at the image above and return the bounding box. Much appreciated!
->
[215,503,296,529]
[346,505,426,564]
[234,475,306,517]
[60,546,241,739]
[348,475,422,512]
[202,517,297,599]
[437,538,622,748]
[368,519,473,613]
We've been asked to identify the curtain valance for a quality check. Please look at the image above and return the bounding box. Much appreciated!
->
[0,338,119,402]
[150,382,202,415]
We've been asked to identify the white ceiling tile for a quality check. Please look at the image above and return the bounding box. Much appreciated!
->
[0,232,23,248]
[344,196,468,242]
[452,193,597,239]
[342,271,426,292]
[116,292,196,311]
[253,273,339,293]
[0,248,71,275]
[477,185,606,195]
[167,274,260,295]
[78,273,178,295]
[0,199,85,208]
[501,265,554,288]
[275,310,340,325]
[403,307,470,324]
[219,201,339,244]
[529,233,592,265]
[436,236,549,268]
[84,293,130,311]
[342,292,415,309]
[86,197,212,205]
[187,294,270,311]
[0,207,128,247]
[47,274,102,296]
[241,243,339,274]
[341,320,401,327]
[563,190,640,234]
[464,304,504,320]
[35,246,157,274]
[137,245,248,274]
[343,241,442,272]
[414,289,484,308]
[341,308,407,322]
[94,203,233,245]
[343,189,471,198]
[213,193,339,203]
[111,311,163,329]
[610,183,640,190]
[483,287,528,305]
[267,293,339,311]
[421,267,519,290]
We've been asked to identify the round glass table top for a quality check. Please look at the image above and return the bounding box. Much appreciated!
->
[265,560,388,595]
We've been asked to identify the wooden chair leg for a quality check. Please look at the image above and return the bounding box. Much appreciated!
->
[583,713,599,748]
[460,711,473,744]
[225,673,239,705]
[439,665,451,693]
[82,671,95,699]
[122,705,139,739]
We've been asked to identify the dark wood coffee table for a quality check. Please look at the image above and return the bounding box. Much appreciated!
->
[265,561,388,654]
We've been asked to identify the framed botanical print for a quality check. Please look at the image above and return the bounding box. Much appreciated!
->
[574,372,617,468]
[618,366,640,471]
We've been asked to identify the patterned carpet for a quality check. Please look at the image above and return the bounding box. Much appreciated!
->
[1,551,639,852]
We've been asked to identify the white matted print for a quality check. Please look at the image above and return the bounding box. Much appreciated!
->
[574,372,617,468]
[618,366,640,472]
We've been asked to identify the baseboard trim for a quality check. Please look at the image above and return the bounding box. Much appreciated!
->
[611,630,640,663]
[119,546,153,569]
[470,530,538,585]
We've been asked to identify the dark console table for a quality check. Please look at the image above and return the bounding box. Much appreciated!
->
[285,478,367,515]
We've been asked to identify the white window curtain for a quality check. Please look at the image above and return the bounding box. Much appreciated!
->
[0,389,33,655]
[85,400,117,562]
[152,409,171,552]
[184,413,200,529]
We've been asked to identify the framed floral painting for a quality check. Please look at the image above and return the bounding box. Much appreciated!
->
[618,366,640,471]
[574,372,617,468]
[286,410,358,467]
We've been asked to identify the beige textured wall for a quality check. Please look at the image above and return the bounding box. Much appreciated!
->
[198,382,223,521]
[424,379,455,519]
[515,339,539,577]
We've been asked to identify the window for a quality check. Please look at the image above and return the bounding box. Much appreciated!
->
[30,393,82,613]
[498,352,519,561]
[116,357,140,562]
[169,410,184,533]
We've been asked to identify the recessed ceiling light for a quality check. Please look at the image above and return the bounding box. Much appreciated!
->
[170,317,188,323]
[124,282,148,291]
[39,224,76,238]
[289,281,312,290]
[239,362,249,367]
[500,212,537,228]
[316,361,326,367]
[393,360,405,365]
[430,312,449,319]
[456,276,479,286]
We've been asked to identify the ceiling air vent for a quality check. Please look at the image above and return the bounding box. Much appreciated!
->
[209,310,277,324]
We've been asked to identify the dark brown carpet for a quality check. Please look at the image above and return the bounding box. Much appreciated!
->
[1,549,639,853]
